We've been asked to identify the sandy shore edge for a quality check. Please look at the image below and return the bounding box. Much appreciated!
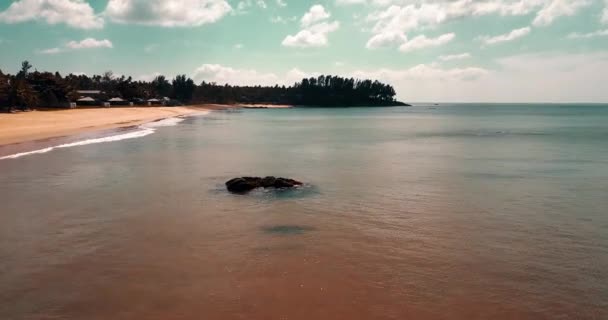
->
[0,104,241,146]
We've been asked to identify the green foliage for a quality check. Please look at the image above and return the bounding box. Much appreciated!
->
[172,75,195,102]
[152,75,172,98]
[0,70,9,105]
[193,75,401,106]
[9,77,39,110]
[1,63,404,109]
[28,71,78,107]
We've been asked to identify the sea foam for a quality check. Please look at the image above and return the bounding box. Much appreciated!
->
[0,114,199,160]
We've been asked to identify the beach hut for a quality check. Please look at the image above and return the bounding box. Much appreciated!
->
[76,96,97,106]
[77,96,95,102]
[147,98,161,106]
[108,97,129,106]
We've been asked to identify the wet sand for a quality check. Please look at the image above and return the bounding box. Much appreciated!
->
[0,105,234,146]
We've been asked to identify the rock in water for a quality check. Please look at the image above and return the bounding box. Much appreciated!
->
[225,177,259,193]
[225,176,303,193]
[274,178,302,188]
[260,176,277,187]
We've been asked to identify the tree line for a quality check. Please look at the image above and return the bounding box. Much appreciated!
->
[0,61,406,112]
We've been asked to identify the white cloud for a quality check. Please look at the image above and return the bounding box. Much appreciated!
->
[366,31,407,49]
[234,43,244,49]
[533,0,590,27]
[191,63,488,99]
[235,0,269,14]
[602,0,608,23]
[350,63,489,101]
[137,72,163,82]
[192,64,321,86]
[40,47,62,55]
[105,0,232,27]
[191,51,608,102]
[271,16,284,23]
[301,4,331,27]
[567,29,608,39]
[475,52,608,102]
[283,5,339,48]
[237,1,249,12]
[0,0,103,29]
[349,52,608,102]
[192,64,280,85]
[364,0,592,50]
[399,33,454,52]
[192,64,279,86]
[365,1,538,40]
[271,15,296,23]
[353,64,488,82]
[39,38,113,54]
[67,38,113,49]
[439,53,471,61]
[479,27,531,45]
[276,0,287,7]
[282,21,340,47]
[336,0,367,5]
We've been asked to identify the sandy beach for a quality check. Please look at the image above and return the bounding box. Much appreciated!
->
[0,105,235,146]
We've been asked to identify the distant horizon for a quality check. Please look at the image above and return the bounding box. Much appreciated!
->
[1,0,608,102]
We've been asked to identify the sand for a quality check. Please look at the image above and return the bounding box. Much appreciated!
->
[0,105,233,146]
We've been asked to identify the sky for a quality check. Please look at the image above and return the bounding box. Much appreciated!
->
[1,0,607,103]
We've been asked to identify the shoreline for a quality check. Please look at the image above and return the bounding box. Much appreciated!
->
[0,105,239,147]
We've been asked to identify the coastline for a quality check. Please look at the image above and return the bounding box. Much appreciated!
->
[0,105,236,146]
[238,104,293,109]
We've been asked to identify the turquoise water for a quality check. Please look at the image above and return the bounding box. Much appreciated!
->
[1,104,607,319]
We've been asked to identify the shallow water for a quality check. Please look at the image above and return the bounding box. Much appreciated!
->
[1,104,607,319]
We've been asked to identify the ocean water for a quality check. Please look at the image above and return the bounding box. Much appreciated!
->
[0,104,607,319]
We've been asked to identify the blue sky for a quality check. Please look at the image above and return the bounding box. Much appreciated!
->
[1,0,607,102]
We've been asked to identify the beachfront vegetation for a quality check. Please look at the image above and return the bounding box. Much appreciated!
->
[197,76,403,106]
[0,61,405,112]
[0,70,9,108]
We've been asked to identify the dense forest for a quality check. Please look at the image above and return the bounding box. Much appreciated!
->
[0,61,407,112]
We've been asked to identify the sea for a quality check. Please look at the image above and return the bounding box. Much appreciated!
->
[1,104,607,319]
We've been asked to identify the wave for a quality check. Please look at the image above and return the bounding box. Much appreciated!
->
[0,115,195,160]
[140,117,185,128]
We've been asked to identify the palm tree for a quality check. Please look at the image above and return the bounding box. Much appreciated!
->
[19,61,33,77]
[9,61,39,111]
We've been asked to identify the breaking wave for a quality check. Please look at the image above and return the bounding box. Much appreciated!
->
[0,116,192,160]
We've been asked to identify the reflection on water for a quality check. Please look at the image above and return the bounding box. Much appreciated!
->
[1,105,608,319]
[261,225,316,235]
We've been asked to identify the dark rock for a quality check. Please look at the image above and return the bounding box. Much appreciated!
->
[260,176,277,187]
[225,176,302,193]
[273,178,303,188]
[225,177,259,193]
